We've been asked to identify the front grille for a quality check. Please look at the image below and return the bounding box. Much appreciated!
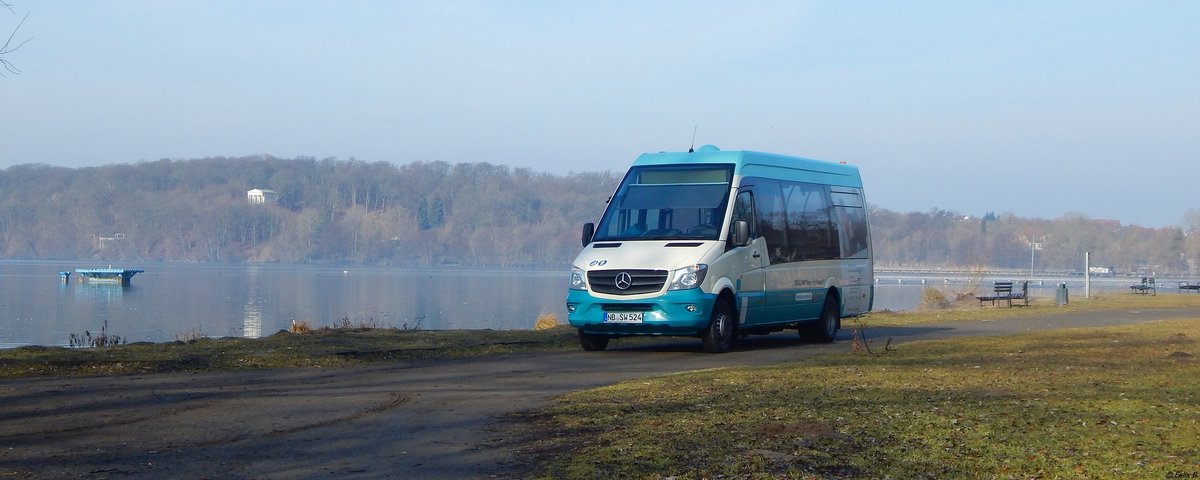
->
[588,269,668,295]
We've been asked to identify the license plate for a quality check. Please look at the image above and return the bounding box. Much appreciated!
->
[603,311,644,324]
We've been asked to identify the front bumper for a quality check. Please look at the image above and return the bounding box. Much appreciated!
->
[566,288,717,336]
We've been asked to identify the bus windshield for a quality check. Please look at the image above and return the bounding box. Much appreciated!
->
[593,165,734,241]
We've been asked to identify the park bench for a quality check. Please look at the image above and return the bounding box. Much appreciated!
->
[976,281,1029,307]
[1179,282,1200,294]
[1130,277,1156,295]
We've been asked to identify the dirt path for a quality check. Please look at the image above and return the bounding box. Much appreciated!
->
[1,307,1196,479]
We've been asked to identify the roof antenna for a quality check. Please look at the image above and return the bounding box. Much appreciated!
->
[688,126,697,153]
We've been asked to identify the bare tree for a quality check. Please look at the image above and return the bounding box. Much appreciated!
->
[0,1,30,76]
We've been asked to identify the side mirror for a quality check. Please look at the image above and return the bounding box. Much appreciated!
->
[732,220,749,247]
[581,223,595,247]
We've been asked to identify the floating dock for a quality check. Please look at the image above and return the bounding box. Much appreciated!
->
[75,268,144,286]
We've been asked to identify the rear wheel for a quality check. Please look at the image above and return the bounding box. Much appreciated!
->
[578,330,609,351]
[804,294,840,343]
[701,300,737,353]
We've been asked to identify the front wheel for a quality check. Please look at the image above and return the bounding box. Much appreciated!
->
[701,300,737,353]
[578,330,610,351]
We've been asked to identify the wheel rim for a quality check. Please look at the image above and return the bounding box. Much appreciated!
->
[715,311,732,343]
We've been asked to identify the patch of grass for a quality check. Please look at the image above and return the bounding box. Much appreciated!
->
[862,292,1200,328]
[334,316,391,330]
[7,295,1198,381]
[919,286,951,310]
[0,326,583,378]
[289,319,313,333]
[531,318,1200,479]
[67,319,123,348]
[534,311,560,330]
[172,327,207,343]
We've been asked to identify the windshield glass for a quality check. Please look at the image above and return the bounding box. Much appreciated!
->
[593,164,734,241]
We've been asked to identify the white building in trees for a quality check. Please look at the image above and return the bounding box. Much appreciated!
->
[247,189,278,205]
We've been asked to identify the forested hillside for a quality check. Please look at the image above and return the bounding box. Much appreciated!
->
[0,157,617,267]
[1,156,1195,274]
[871,208,1195,275]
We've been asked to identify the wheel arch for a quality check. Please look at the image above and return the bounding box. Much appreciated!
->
[716,287,740,326]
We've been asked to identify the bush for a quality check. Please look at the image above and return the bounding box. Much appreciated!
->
[534,312,559,330]
[920,287,951,310]
[289,319,312,333]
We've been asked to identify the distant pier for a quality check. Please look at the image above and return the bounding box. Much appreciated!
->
[75,268,144,286]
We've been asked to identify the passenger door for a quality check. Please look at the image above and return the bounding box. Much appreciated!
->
[730,190,767,326]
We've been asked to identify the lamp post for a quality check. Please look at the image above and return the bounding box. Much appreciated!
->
[1030,239,1044,281]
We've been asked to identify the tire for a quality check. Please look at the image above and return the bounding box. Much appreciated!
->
[804,294,840,343]
[578,330,609,351]
[701,300,737,353]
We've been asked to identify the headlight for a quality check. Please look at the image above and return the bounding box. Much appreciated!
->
[569,267,588,290]
[668,264,707,290]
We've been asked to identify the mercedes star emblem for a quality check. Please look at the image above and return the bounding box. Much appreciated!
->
[615,271,633,290]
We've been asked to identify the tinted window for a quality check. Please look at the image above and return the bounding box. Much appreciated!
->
[729,190,758,247]
[832,187,870,258]
[750,179,790,264]
[783,182,838,261]
[732,191,757,235]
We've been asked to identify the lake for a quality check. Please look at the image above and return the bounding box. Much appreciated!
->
[0,261,1169,348]
[0,261,570,348]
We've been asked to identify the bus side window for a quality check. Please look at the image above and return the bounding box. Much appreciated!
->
[783,182,839,261]
[731,191,757,240]
[751,179,790,264]
[831,188,870,259]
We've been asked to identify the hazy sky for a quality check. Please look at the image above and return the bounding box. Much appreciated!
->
[3,1,1197,227]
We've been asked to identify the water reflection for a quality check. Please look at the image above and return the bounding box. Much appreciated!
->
[243,302,263,338]
[73,283,128,302]
[242,267,263,338]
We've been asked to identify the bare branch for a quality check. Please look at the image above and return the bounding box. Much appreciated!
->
[0,10,29,76]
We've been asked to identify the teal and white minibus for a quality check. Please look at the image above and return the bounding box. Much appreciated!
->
[566,146,872,353]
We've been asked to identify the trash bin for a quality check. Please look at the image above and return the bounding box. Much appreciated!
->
[1056,282,1069,306]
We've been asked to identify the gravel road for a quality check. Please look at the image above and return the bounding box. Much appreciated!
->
[1,307,1196,479]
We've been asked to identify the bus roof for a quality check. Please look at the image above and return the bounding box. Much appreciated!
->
[631,145,863,188]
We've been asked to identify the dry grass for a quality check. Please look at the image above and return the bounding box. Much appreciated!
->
[172,327,207,343]
[534,311,560,330]
[67,320,123,348]
[289,319,313,333]
[0,326,582,378]
[532,318,1200,479]
[862,292,1200,328]
[919,286,951,310]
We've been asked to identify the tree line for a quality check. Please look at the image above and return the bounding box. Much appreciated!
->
[872,208,1196,276]
[0,156,1195,274]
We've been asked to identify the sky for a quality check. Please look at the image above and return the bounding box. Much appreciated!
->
[2,1,1197,227]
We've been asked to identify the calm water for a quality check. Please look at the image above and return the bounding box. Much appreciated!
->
[0,261,568,348]
[0,261,1172,348]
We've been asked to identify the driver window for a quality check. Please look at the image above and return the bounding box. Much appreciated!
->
[731,191,757,239]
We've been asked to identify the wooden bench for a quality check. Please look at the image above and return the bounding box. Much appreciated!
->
[1130,277,1156,295]
[1179,282,1200,294]
[976,281,1029,307]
